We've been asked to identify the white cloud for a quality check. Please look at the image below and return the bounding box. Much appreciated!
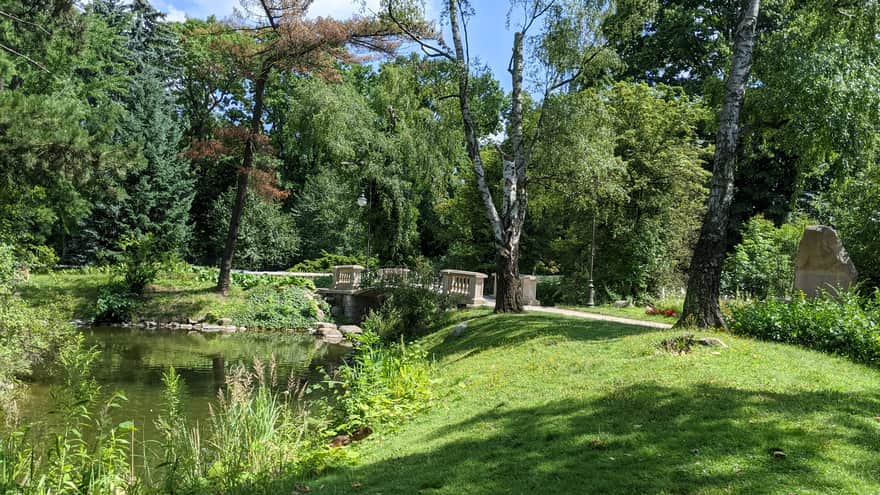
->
[163,6,188,22]
[306,0,381,19]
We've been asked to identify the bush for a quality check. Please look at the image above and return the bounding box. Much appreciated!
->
[0,244,17,295]
[721,215,807,299]
[118,234,170,294]
[288,251,376,272]
[14,243,57,274]
[370,287,458,341]
[180,263,315,291]
[234,285,328,330]
[730,290,880,365]
[94,285,139,323]
[323,328,431,433]
[536,278,563,306]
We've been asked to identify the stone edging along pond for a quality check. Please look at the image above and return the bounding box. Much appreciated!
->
[70,319,362,346]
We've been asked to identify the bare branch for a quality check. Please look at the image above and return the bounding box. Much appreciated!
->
[385,1,455,62]
[522,0,556,35]
[0,42,50,73]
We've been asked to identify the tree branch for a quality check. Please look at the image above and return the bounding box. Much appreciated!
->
[0,42,49,73]
[0,9,50,35]
[385,1,455,62]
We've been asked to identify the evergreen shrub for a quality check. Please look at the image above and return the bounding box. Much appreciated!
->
[730,290,880,365]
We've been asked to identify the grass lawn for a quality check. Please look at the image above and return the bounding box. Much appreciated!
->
[308,310,880,494]
[19,270,250,322]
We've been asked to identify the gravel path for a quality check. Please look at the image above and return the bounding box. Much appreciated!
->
[481,298,673,329]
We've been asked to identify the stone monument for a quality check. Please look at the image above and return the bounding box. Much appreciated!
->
[793,226,857,298]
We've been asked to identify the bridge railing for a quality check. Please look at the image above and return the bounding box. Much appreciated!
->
[440,269,488,305]
[328,265,542,307]
[331,265,364,291]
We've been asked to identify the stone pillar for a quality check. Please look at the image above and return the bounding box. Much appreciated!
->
[520,275,539,306]
[794,226,858,298]
[440,270,488,305]
[332,265,364,290]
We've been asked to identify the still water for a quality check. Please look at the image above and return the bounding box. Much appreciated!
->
[19,327,349,444]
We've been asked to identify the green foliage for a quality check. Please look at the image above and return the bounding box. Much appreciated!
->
[288,251,375,272]
[365,274,461,341]
[0,298,71,417]
[0,247,73,419]
[293,168,367,262]
[824,161,880,288]
[153,366,194,493]
[117,233,171,294]
[14,244,58,274]
[94,285,139,323]
[531,82,711,299]
[731,291,880,365]
[1,337,136,494]
[153,362,345,493]
[92,233,171,322]
[233,285,328,330]
[208,189,300,270]
[0,243,18,295]
[721,216,807,299]
[324,329,432,433]
[179,263,315,291]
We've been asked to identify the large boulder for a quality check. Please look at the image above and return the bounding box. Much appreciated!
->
[794,226,858,298]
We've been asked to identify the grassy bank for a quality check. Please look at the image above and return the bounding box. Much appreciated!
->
[308,311,880,494]
[18,268,314,325]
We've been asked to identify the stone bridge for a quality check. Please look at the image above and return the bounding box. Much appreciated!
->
[316,265,539,322]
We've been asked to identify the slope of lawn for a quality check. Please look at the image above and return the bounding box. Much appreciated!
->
[19,270,252,322]
[309,311,880,495]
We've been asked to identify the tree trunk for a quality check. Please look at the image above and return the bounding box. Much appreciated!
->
[446,0,527,313]
[495,237,524,312]
[678,0,761,329]
[216,67,269,295]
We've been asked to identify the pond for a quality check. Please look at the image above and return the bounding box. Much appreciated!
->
[17,327,350,446]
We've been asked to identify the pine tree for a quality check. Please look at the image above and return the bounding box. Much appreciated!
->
[77,0,192,259]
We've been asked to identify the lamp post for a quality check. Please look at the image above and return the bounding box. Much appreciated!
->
[357,188,370,273]
[587,211,596,307]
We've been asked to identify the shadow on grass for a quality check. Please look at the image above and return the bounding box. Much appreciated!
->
[313,383,880,494]
[430,313,653,360]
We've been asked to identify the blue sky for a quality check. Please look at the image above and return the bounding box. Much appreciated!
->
[153,0,517,89]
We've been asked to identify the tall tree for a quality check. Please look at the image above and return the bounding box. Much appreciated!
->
[214,0,416,295]
[387,0,634,311]
[79,0,192,260]
[678,0,761,328]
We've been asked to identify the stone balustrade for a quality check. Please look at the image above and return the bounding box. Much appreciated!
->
[440,269,488,305]
[331,265,364,291]
[376,267,412,285]
[520,275,539,305]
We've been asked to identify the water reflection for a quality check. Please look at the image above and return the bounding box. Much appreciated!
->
[18,327,349,444]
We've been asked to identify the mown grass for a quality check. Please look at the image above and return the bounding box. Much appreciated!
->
[20,270,250,322]
[308,310,880,494]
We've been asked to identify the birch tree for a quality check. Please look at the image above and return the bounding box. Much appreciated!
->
[678,0,761,328]
[386,0,628,312]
